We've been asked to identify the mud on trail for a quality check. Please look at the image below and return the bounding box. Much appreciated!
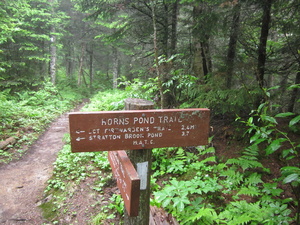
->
[0,104,84,224]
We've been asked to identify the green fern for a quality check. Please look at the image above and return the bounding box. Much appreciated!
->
[237,186,261,197]
[226,158,263,171]
[245,173,263,186]
[226,145,265,171]
[184,207,219,225]
[220,201,263,224]
[220,169,244,187]
[227,215,253,225]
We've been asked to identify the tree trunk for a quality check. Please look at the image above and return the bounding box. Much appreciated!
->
[256,0,272,89]
[50,30,56,84]
[170,0,178,55]
[49,0,56,84]
[226,1,241,89]
[192,4,210,83]
[66,41,73,77]
[288,64,300,112]
[112,47,119,89]
[78,42,85,86]
[89,45,93,90]
[162,2,169,57]
[151,0,164,109]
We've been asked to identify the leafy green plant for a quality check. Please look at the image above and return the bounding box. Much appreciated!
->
[281,166,300,224]
[108,194,124,216]
[152,147,199,176]
[239,101,299,161]
[118,76,152,100]
[0,81,83,163]
[152,142,296,224]
[82,89,129,112]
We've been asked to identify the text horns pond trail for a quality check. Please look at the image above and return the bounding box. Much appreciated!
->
[69,108,210,152]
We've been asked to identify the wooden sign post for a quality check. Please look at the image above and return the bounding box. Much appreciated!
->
[123,98,154,225]
[69,98,210,225]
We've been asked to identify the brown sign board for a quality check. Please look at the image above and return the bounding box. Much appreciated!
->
[108,150,140,217]
[69,108,210,152]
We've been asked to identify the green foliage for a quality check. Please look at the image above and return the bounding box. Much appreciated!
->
[43,89,132,223]
[108,194,124,216]
[118,76,152,100]
[82,89,129,112]
[152,143,295,224]
[0,81,83,162]
[225,145,266,172]
[281,166,300,186]
[160,72,259,115]
[0,0,67,90]
[239,101,299,161]
[46,145,93,191]
[152,147,198,176]
[219,199,291,225]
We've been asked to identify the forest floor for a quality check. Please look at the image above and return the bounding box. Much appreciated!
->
[0,103,86,225]
[0,106,298,224]
[0,112,245,225]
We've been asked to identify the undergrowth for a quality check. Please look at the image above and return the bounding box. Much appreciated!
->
[151,98,299,224]
[152,145,295,224]
[42,89,130,224]
[0,81,84,163]
[41,87,299,224]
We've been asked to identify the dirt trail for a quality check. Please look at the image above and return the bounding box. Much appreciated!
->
[0,105,84,225]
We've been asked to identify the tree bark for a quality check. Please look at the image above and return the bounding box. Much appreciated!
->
[170,0,178,55]
[226,1,241,89]
[66,41,73,77]
[112,47,119,89]
[192,4,211,83]
[162,2,169,57]
[151,0,164,109]
[78,42,85,86]
[288,64,300,112]
[88,44,93,90]
[49,0,56,84]
[256,0,272,89]
[50,30,56,84]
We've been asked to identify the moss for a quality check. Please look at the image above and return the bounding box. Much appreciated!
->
[39,200,59,222]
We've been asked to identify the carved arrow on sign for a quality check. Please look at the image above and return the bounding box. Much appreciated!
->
[76,137,85,141]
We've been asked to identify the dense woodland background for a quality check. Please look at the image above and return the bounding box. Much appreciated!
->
[1,0,300,224]
[1,0,299,113]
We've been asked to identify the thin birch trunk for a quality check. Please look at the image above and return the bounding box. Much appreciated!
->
[78,43,85,86]
[112,47,119,89]
[151,0,164,109]
[49,0,56,84]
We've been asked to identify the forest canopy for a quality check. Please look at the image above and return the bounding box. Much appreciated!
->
[0,0,299,114]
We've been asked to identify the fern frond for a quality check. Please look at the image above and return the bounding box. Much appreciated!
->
[220,169,244,186]
[245,173,263,186]
[227,215,252,225]
[226,156,263,171]
[185,207,218,224]
[237,186,261,197]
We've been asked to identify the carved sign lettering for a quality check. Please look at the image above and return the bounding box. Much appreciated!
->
[108,150,140,217]
[69,108,210,152]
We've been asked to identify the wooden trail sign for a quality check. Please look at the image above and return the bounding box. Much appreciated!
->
[69,108,210,153]
[108,150,140,217]
[69,104,210,223]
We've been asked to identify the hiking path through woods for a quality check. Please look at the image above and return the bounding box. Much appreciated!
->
[0,103,85,224]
